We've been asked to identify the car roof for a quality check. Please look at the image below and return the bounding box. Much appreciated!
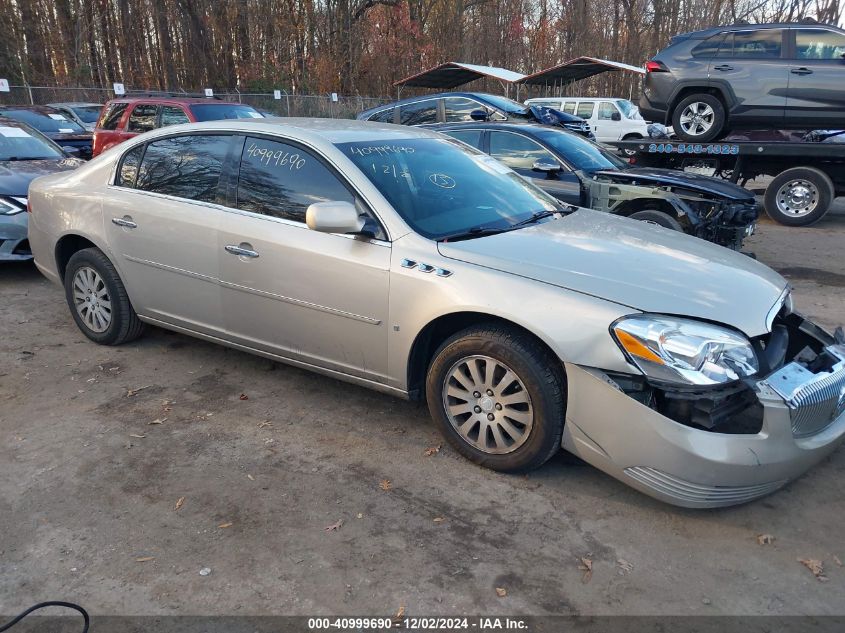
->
[104,97,253,106]
[134,117,444,145]
[679,21,845,39]
[360,92,509,115]
[48,102,103,108]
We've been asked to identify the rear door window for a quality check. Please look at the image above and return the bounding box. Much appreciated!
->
[127,104,158,133]
[718,30,783,58]
[99,103,127,130]
[236,137,356,224]
[444,130,483,150]
[135,134,231,202]
[576,102,595,119]
[160,106,190,127]
[692,33,726,58]
[794,29,845,59]
[399,100,438,125]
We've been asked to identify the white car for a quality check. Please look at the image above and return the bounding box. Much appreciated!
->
[525,97,652,144]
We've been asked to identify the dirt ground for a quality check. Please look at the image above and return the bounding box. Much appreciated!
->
[1,201,844,618]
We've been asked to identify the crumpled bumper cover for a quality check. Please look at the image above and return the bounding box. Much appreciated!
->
[0,212,32,261]
[562,354,845,508]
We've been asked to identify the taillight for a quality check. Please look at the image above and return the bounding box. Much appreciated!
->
[645,60,668,73]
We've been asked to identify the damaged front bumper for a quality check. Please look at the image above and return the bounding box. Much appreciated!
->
[562,323,845,508]
[0,211,32,261]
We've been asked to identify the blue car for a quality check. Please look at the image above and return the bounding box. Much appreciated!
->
[357,91,594,139]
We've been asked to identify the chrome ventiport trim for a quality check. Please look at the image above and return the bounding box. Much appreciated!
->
[436,268,453,277]
[418,263,435,273]
[400,258,417,268]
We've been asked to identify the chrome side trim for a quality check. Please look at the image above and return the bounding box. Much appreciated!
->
[123,255,218,284]
[219,279,382,325]
[137,315,406,398]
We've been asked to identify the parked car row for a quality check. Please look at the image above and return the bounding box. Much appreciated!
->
[24,117,845,508]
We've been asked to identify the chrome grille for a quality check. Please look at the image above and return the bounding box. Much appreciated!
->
[764,345,845,438]
[624,466,786,505]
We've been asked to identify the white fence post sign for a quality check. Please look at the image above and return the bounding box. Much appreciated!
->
[204,88,214,97]
[113,82,125,95]
[273,90,282,100]
[0,79,10,92]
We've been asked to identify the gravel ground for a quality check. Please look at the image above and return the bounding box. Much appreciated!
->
[1,202,844,618]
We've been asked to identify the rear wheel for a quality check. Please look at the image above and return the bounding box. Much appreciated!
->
[425,324,566,473]
[672,93,725,142]
[764,167,834,226]
[64,247,146,345]
[629,209,684,231]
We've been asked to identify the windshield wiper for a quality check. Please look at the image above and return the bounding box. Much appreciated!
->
[510,209,560,228]
[438,226,513,242]
[5,156,52,161]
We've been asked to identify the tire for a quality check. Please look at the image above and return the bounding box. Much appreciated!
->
[671,93,726,142]
[763,167,834,227]
[629,209,684,231]
[425,324,566,473]
[64,247,146,345]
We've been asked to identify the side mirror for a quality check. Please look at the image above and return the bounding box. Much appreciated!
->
[611,111,622,121]
[532,159,562,174]
[62,146,81,157]
[306,201,366,235]
[469,109,490,121]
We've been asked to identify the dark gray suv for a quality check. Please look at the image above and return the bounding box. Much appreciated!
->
[640,22,845,142]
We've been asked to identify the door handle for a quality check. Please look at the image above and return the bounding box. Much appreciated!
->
[791,67,813,75]
[224,244,259,258]
[111,217,137,228]
[713,64,734,71]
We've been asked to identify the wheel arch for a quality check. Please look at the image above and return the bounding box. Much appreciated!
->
[54,233,106,282]
[668,84,732,123]
[405,311,566,401]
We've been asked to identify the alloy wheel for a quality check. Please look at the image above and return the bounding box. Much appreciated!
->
[679,102,715,137]
[442,355,533,454]
[72,266,112,333]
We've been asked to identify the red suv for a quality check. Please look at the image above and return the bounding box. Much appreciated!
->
[92,96,262,156]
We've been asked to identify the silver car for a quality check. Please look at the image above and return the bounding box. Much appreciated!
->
[27,119,845,508]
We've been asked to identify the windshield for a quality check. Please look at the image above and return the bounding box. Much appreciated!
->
[336,137,561,240]
[71,105,103,123]
[533,128,628,171]
[616,100,641,119]
[1,109,85,133]
[0,122,64,160]
[189,103,262,121]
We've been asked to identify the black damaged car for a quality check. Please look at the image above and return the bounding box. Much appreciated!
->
[429,121,759,250]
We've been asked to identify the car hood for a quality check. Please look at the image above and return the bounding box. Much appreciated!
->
[592,167,754,201]
[0,158,83,196]
[437,209,786,337]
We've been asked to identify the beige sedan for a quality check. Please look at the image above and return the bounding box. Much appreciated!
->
[27,118,845,507]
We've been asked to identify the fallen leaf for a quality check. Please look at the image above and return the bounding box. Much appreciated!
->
[433,516,445,523]
[495,587,507,597]
[379,479,392,491]
[616,559,633,574]
[239,393,249,400]
[148,417,167,425]
[129,433,146,439]
[218,522,233,529]
[424,444,441,457]
[799,558,828,581]
[257,420,273,428]
[834,555,843,567]
[247,474,255,481]
[324,519,343,532]
[757,534,775,545]
[135,556,155,562]
[175,496,185,511]
[393,605,405,621]
[578,556,593,584]
[126,385,152,397]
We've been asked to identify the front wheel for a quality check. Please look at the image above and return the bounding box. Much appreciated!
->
[629,209,684,231]
[64,247,146,345]
[425,324,566,473]
[672,93,725,142]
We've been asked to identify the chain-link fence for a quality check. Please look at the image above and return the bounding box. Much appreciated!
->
[0,85,391,119]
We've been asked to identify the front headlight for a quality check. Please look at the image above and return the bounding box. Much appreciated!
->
[612,315,758,386]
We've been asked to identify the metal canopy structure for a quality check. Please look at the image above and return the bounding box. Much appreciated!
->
[394,62,526,90]
[520,57,645,86]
